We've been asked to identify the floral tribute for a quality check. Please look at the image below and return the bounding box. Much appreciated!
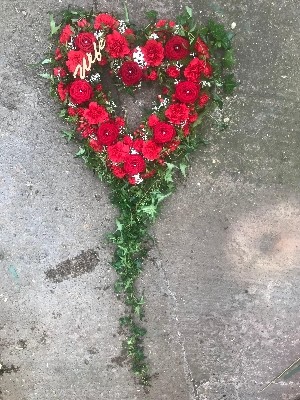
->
[41,7,235,385]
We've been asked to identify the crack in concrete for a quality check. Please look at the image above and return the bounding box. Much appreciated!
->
[154,256,201,400]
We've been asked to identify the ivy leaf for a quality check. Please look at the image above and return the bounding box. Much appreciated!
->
[179,163,188,177]
[39,73,52,80]
[164,162,176,183]
[75,147,85,157]
[140,204,157,219]
[223,73,237,94]
[155,192,171,204]
[115,219,123,232]
[49,14,61,36]
[62,130,74,141]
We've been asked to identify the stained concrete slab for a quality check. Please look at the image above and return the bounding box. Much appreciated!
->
[1,0,300,399]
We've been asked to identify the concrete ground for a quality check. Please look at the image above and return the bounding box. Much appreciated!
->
[0,0,299,399]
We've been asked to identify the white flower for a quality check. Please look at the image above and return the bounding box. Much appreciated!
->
[149,33,159,40]
[132,174,143,184]
[118,20,128,34]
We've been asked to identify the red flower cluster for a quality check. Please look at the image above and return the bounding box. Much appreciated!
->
[52,12,214,185]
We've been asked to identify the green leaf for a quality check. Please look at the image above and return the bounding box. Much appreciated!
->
[49,14,61,36]
[39,73,52,80]
[223,49,235,68]
[41,58,53,65]
[75,147,85,157]
[179,163,188,177]
[124,2,130,24]
[185,6,193,17]
[62,130,74,141]
[140,204,157,219]
[223,73,237,94]
[116,219,123,232]
[145,10,158,21]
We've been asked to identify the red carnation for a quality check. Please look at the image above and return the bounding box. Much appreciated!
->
[199,92,210,108]
[195,38,210,59]
[59,24,73,44]
[89,138,103,152]
[119,61,143,86]
[106,30,130,58]
[132,139,144,152]
[75,32,97,53]
[184,58,212,81]
[53,67,66,78]
[66,50,88,74]
[55,48,63,61]
[148,114,160,127]
[156,19,168,28]
[83,102,109,125]
[123,154,146,175]
[94,13,119,30]
[166,66,180,78]
[153,122,176,144]
[165,103,189,124]
[147,70,158,81]
[175,81,200,104]
[69,80,93,104]
[97,121,119,145]
[111,165,126,179]
[165,35,190,60]
[107,141,130,163]
[57,83,68,102]
[142,140,162,160]
[142,39,164,67]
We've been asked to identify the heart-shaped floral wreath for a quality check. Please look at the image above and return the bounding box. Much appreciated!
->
[41,7,235,385]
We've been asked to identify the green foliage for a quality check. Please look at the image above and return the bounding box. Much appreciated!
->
[49,14,61,36]
[223,73,237,94]
[145,10,158,22]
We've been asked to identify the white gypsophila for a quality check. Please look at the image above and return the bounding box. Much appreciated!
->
[117,20,128,34]
[174,25,181,34]
[133,174,143,184]
[67,37,75,50]
[202,81,212,87]
[94,30,104,40]
[149,33,159,40]
[153,97,170,112]
[89,73,102,83]
[133,47,147,68]
[130,149,140,155]
[175,62,183,69]
[68,102,76,108]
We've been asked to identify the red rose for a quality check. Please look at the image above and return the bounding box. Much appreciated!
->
[147,70,158,81]
[123,154,146,175]
[89,138,103,152]
[132,139,144,152]
[199,92,210,107]
[66,50,88,74]
[165,103,189,124]
[94,13,119,30]
[75,32,96,53]
[195,38,210,59]
[106,30,130,58]
[148,114,160,127]
[166,66,180,78]
[97,121,119,145]
[57,83,68,102]
[53,67,66,78]
[184,58,212,81]
[83,102,109,125]
[111,165,126,179]
[107,141,130,163]
[165,36,189,60]
[142,140,162,160]
[175,81,200,104]
[69,80,93,104]
[142,40,164,67]
[119,61,143,86]
[153,122,176,144]
[59,24,73,44]
[77,19,88,28]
